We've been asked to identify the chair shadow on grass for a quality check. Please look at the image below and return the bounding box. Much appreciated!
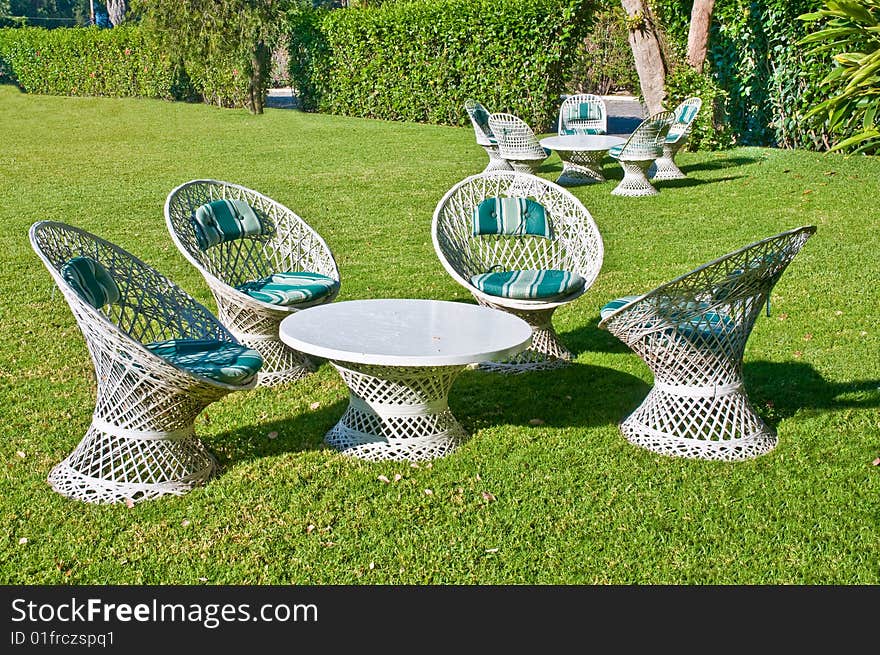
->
[678,155,763,174]
[563,316,633,355]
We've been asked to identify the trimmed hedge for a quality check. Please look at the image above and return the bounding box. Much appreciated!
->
[0,26,188,100]
[289,0,595,132]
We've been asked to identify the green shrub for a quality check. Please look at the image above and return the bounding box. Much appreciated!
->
[289,0,596,131]
[0,26,187,100]
[664,65,733,150]
[566,3,639,95]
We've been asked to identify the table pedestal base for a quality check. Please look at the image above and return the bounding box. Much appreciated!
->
[556,149,606,186]
[327,362,467,461]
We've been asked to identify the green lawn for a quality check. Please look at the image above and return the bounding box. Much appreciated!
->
[0,84,878,584]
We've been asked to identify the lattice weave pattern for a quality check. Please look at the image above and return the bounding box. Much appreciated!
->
[432,171,604,372]
[30,221,256,504]
[465,99,513,173]
[326,363,468,461]
[609,111,673,197]
[165,180,340,386]
[488,113,549,174]
[651,97,702,181]
[598,226,816,460]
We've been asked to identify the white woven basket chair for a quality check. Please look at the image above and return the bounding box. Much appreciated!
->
[598,226,816,461]
[30,221,263,504]
[558,93,607,136]
[487,112,551,175]
[650,97,703,180]
[432,171,604,372]
[608,110,673,197]
[465,99,512,173]
[165,180,340,387]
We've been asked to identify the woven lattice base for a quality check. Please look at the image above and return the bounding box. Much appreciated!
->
[611,160,659,197]
[649,154,686,180]
[235,331,314,387]
[619,385,777,461]
[48,424,216,504]
[475,303,571,373]
[482,145,514,173]
[509,160,544,175]
[556,150,606,186]
[326,363,468,461]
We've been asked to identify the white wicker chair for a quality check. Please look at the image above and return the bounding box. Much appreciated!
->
[598,226,816,460]
[488,113,551,175]
[558,93,607,136]
[165,180,340,387]
[607,110,674,196]
[432,171,604,372]
[651,97,703,180]
[30,221,263,504]
[465,99,513,173]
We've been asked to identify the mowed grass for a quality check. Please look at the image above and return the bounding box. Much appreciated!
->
[0,84,878,584]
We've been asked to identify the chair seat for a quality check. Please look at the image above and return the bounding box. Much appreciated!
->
[600,295,735,337]
[236,272,339,306]
[146,339,263,386]
[471,269,585,300]
[608,145,624,158]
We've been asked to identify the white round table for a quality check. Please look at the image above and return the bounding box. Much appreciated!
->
[279,299,533,461]
[540,134,627,185]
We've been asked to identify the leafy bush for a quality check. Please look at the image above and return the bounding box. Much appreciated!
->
[799,0,880,153]
[664,65,733,150]
[566,3,639,95]
[289,0,596,131]
[0,26,187,99]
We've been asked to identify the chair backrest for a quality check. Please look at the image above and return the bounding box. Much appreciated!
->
[432,171,604,306]
[598,226,816,372]
[667,97,703,144]
[617,111,674,160]
[29,221,232,364]
[558,94,607,136]
[165,180,339,289]
[465,99,495,147]
[487,113,547,161]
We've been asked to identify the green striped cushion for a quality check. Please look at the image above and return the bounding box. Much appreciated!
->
[569,101,601,121]
[236,272,339,306]
[470,269,585,300]
[677,104,699,125]
[472,105,491,134]
[472,197,551,239]
[600,295,641,320]
[192,199,265,250]
[562,125,605,136]
[608,144,624,158]
[146,338,263,385]
[60,256,120,309]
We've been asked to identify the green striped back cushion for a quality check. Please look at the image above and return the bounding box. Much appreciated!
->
[569,102,601,122]
[146,338,263,386]
[677,104,699,125]
[470,269,585,300]
[472,105,491,134]
[472,197,551,239]
[192,199,265,250]
[236,272,339,306]
[60,256,121,309]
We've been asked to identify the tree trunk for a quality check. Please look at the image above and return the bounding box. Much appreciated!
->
[686,0,715,72]
[621,0,668,115]
[249,42,267,115]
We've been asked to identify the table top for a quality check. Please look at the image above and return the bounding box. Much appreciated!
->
[540,135,627,151]
[279,299,533,367]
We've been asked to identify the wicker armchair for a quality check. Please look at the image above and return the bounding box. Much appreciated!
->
[487,113,551,175]
[165,180,340,387]
[650,97,703,180]
[607,110,674,196]
[465,99,513,173]
[558,93,607,136]
[598,226,816,460]
[432,171,604,372]
[30,221,263,504]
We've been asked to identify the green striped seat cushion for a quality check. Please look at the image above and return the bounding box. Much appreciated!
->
[470,269,585,300]
[608,144,624,158]
[192,199,266,250]
[600,295,641,320]
[601,295,734,336]
[562,125,606,136]
[236,272,339,306]
[472,197,552,239]
[60,256,121,309]
[146,338,263,385]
